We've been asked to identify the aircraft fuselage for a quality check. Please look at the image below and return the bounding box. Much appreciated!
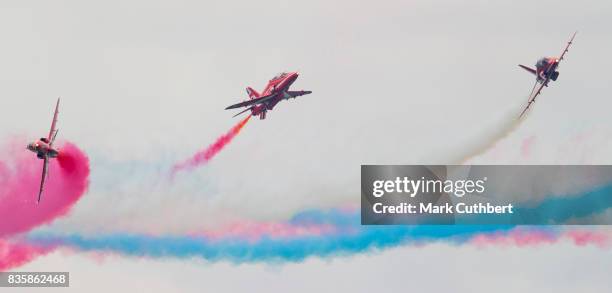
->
[535,57,560,83]
[27,139,59,159]
[251,72,301,118]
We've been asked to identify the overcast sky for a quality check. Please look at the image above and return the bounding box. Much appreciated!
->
[1,0,611,292]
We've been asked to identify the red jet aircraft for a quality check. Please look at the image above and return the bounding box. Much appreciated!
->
[518,32,576,117]
[26,97,61,203]
[225,72,312,119]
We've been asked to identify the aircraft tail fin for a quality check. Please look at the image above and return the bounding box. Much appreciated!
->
[518,64,537,75]
[246,87,260,99]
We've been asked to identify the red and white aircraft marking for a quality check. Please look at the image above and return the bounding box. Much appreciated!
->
[518,32,577,117]
[225,72,312,120]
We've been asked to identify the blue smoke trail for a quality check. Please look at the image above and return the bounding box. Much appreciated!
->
[515,183,612,223]
[27,184,612,262]
[30,217,514,262]
[458,183,612,224]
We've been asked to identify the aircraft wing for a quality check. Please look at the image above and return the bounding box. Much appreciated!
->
[48,98,60,141]
[558,32,576,62]
[50,129,59,148]
[38,157,49,203]
[225,93,277,110]
[519,79,549,118]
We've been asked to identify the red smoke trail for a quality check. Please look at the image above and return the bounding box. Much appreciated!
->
[172,115,251,176]
[0,240,54,271]
[0,141,90,237]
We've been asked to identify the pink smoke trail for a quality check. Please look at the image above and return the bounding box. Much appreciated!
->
[199,221,337,241]
[521,135,536,158]
[471,229,611,248]
[0,140,89,270]
[0,141,90,237]
[0,240,54,271]
[171,115,251,176]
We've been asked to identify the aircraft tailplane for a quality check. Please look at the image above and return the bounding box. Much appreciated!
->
[246,87,260,99]
[518,64,537,76]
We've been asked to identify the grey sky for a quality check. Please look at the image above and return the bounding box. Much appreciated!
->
[1,0,611,291]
